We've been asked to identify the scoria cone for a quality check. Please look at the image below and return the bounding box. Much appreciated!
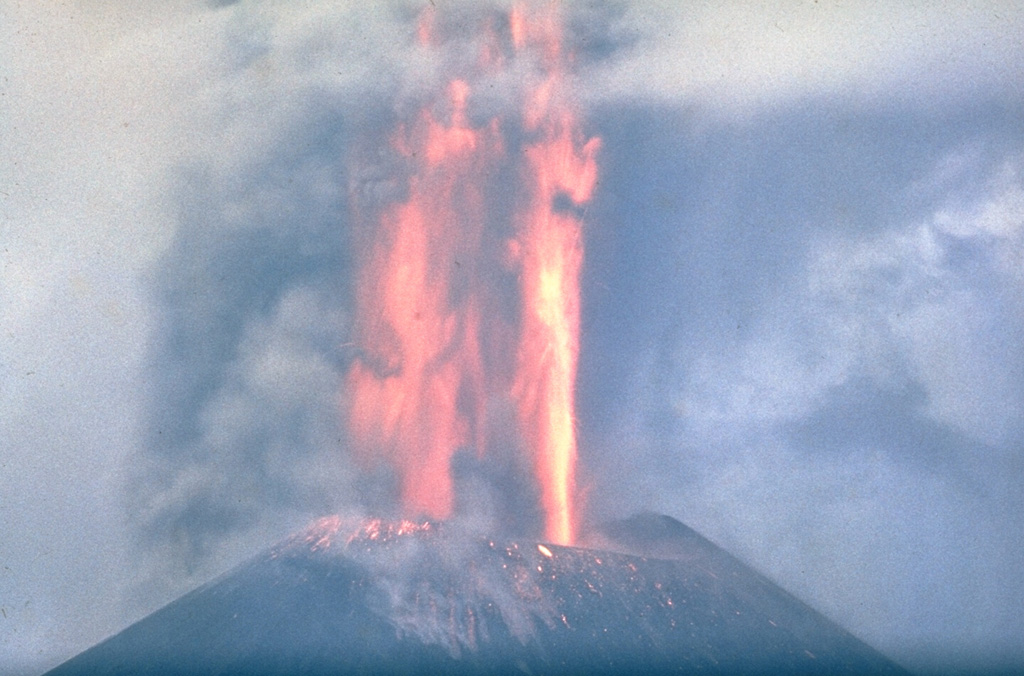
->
[47,514,909,675]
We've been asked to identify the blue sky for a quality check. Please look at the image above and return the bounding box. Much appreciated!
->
[2,2,1022,674]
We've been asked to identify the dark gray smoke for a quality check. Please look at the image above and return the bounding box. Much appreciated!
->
[132,118,360,575]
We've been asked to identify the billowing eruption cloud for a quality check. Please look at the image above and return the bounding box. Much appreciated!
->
[345,4,598,544]
[131,0,603,590]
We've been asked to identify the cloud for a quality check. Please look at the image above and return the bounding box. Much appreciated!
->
[581,1,1024,115]
[132,126,358,592]
[804,156,1024,447]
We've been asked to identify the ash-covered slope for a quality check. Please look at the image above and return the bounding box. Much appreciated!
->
[48,515,908,675]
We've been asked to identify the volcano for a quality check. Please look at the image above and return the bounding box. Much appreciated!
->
[48,513,907,675]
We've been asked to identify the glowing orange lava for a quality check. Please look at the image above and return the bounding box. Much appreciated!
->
[346,3,599,545]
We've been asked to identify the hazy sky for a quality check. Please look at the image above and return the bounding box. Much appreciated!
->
[2,1,1022,674]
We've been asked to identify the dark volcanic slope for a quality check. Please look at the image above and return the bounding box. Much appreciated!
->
[49,515,909,675]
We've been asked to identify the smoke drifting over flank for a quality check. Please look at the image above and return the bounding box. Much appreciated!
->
[3,1,1024,674]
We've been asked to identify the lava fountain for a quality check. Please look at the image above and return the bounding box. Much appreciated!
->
[345,3,599,544]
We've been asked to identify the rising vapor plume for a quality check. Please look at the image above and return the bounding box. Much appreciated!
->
[345,3,599,544]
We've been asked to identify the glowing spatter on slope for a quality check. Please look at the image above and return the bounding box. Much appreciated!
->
[346,4,599,545]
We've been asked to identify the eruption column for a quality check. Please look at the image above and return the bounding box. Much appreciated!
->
[346,4,598,545]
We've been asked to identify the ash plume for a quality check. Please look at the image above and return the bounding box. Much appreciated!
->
[128,0,609,596]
